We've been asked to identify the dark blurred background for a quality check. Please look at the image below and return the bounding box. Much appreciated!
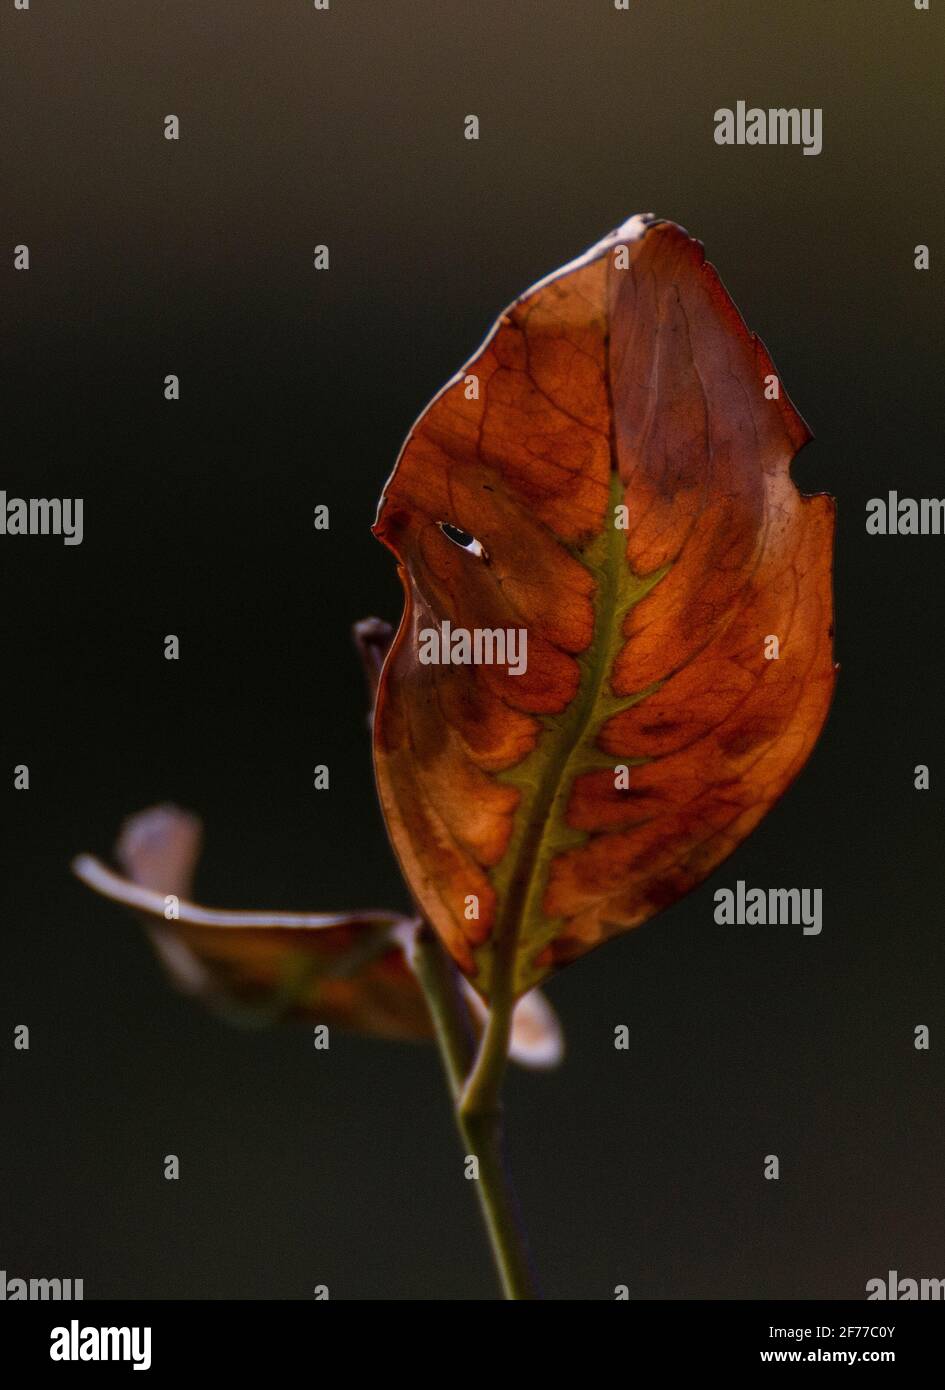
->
[2,0,943,1300]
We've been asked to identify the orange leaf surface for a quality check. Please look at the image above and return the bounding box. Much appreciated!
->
[372,215,835,1003]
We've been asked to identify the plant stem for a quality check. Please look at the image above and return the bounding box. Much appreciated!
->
[407,923,540,1300]
[458,973,515,1121]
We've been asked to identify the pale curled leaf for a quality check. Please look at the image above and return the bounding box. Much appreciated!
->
[463,982,563,1070]
[115,801,203,897]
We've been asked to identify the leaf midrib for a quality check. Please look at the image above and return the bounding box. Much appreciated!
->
[482,473,665,998]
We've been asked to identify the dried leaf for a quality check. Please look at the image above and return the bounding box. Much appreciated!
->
[73,805,563,1060]
[73,805,431,1040]
[372,215,835,1001]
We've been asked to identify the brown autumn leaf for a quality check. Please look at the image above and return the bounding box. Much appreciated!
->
[72,804,563,1063]
[372,214,836,1004]
[73,805,429,1039]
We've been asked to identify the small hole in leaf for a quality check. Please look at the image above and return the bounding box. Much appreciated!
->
[438,522,486,558]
